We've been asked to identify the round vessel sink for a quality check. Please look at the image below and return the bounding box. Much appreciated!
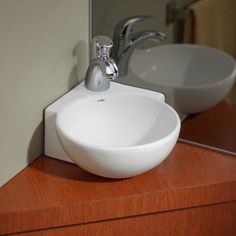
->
[129,44,236,119]
[56,83,180,178]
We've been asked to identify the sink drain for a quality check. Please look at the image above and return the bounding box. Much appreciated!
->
[97,98,105,102]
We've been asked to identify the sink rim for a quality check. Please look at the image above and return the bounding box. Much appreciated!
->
[130,44,236,90]
[56,93,181,151]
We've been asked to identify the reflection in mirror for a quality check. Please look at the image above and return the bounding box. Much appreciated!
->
[91,0,236,155]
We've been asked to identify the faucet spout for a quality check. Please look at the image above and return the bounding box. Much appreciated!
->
[92,57,118,80]
[132,31,167,44]
[103,58,119,80]
[117,31,167,77]
[111,16,167,77]
[85,36,118,91]
[85,57,118,91]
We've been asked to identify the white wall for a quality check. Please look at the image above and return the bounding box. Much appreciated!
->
[0,0,89,187]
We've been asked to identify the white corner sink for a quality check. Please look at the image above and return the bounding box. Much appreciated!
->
[45,81,180,178]
[128,44,236,120]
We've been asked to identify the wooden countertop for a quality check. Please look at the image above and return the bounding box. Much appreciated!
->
[1,142,236,235]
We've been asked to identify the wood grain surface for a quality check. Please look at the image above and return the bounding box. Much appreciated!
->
[180,101,236,154]
[16,202,236,236]
[0,142,236,235]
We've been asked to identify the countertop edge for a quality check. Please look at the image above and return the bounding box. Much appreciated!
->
[1,180,236,235]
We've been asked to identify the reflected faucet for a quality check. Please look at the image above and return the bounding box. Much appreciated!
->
[111,16,167,77]
[85,36,118,91]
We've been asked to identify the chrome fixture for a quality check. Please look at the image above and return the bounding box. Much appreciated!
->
[111,16,167,77]
[85,36,118,91]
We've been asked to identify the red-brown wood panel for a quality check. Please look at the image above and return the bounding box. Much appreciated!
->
[16,202,236,236]
[1,143,236,235]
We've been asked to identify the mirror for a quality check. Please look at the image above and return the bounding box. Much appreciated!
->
[91,0,236,155]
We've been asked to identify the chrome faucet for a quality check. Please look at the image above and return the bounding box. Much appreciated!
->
[85,36,118,91]
[111,16,167,77]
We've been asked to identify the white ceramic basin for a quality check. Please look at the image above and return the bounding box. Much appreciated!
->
[54,82,180,178]
[129,44,236,120]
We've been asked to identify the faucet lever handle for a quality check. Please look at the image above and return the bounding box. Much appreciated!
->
[114,15,152,38]
[91,36,113,60]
